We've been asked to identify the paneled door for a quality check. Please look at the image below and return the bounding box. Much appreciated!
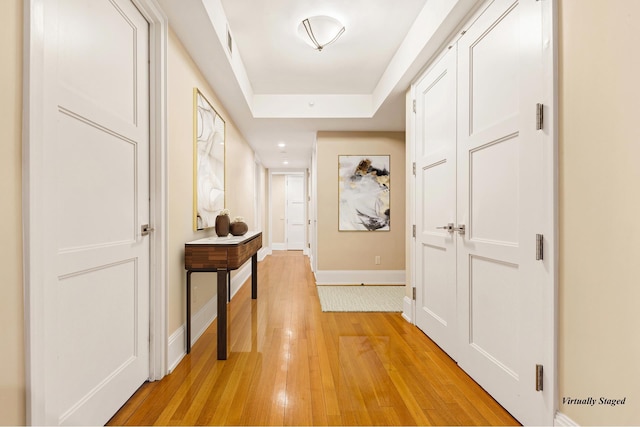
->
[414,47,458,360]
[456,0,550,424]
[41,0,150,424]
[286,174,306,250]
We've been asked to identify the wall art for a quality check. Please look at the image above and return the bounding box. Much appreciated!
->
[338,155,390,231]
[194,88,225,230]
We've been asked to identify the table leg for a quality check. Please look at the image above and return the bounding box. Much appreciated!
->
[186,270,192,354]
[251,253,258,299]
[217,268,228,360]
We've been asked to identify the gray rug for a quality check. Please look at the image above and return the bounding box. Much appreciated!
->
[316,285,405,312]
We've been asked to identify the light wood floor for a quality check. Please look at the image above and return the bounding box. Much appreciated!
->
[108,251,519,426]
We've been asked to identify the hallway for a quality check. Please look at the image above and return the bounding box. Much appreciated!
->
[108,251,519,426]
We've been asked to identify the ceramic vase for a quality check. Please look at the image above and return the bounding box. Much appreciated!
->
[230,221,248,236]
[215,214,230,237]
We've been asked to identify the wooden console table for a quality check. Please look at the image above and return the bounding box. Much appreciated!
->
[184,231,262,359]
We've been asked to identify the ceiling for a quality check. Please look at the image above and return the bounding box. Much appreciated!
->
[157,0,481,169]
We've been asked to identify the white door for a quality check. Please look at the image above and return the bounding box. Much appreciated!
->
[456,0,550,424]
[42,0,150,424]
[286,174,306,250]
[414,48,458,359]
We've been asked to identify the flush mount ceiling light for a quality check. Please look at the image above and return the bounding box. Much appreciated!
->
[297,15,345,51]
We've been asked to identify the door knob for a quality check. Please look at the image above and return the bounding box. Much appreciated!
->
[436,223,454,232]
[453,224,465,235]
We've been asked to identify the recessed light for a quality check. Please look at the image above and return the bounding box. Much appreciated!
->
[278,142,286,148]
[283,161,289,165]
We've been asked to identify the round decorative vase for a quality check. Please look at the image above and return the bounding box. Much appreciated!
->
[215,214,230,237]
[230,221,248,236]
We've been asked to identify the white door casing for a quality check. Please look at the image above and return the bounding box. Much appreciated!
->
[23,0,169,424]
[286,174,306,250]
[414,47,458,360]
[455,0,552,424]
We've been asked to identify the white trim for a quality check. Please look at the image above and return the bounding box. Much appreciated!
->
[544,0,560,421]
[23,0,168,423]
[167,293,217,373]
[314,270,406,285]
[131,0,169,384]
[554,412,580,427]
[167,261,253,371]
[310,140,318,273]
[272,243,286,251]
[402,296,413,324]
[167,326,186,373]
[258,246,271,261]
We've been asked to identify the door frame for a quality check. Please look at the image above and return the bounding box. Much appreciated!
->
[22,0,169,424]
[268,169,308,253]
[407,0,558,421]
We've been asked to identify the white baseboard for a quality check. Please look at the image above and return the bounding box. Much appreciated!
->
[167,294,217,372]
[167,326,185,373]
[272,242,286,251]
[554,412,579,426]
[167,261,253,372]
[258,246,271,261]
[402,296,413,324]
[314,270,405,285]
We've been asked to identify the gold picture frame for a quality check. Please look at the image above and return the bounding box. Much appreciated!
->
[193,88,226,230]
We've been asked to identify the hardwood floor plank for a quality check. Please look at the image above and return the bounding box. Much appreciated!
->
[108,251,519,426]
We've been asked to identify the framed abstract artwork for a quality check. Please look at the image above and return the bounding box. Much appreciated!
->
[338,155,390,231]
[194,88,225,230]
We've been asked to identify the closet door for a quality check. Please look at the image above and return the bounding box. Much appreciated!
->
[456,0,550,424]
[414,48,458,359]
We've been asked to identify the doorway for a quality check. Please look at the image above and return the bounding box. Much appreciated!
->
[410,0,556,424]
[24,0,168,424]
[269,171,307,252]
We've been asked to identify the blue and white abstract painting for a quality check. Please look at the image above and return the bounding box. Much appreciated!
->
[338,155,390,231]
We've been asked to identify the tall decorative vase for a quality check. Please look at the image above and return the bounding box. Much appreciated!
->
[215,213,230,237]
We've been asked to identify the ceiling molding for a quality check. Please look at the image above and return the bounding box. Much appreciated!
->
[157,0,484,168]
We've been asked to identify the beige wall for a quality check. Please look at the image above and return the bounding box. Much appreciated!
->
[558,0,640,424]
[4,2,639,425]
[0,0,25,424]
[317,132,405,271]
[167,29,259,334]
[271,174,286,244]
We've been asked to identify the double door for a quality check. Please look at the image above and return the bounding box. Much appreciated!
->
[413,0,553,424]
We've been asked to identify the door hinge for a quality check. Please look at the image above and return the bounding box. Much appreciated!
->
[536,103,543,130]
[535,364,544,391]
[412,287,416,300]
[536,233,544,260]
[412,99,416,113]
[412,162,416,176]
[412,224,416,238]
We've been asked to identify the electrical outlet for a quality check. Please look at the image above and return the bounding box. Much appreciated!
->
[375,255,381,265]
